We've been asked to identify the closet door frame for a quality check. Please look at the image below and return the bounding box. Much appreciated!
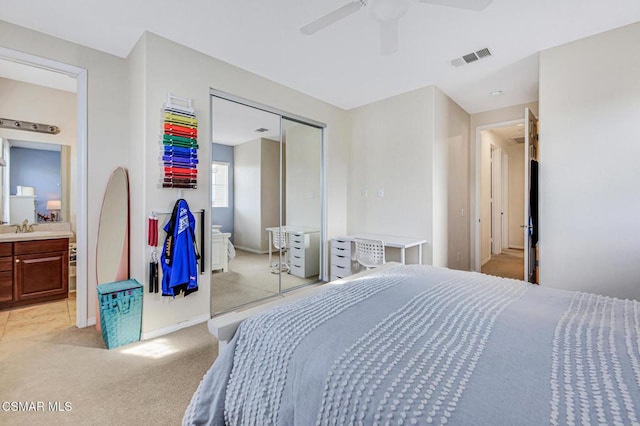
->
[209,89,327,284]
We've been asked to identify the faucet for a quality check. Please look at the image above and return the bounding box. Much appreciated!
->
[14,219,37,233]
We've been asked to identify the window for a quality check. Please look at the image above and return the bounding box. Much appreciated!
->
[212,161,229,208]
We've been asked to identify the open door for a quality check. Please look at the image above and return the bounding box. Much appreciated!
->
[523,108,539,283]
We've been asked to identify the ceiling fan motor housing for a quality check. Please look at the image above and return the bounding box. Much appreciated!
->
[369,0,410,22]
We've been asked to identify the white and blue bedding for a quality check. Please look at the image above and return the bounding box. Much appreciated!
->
[184,265,640,425]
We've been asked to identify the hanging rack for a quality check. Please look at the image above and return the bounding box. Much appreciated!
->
[149,208,206,274]
[0,117,60,134]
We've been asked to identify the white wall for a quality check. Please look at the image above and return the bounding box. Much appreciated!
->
[539,22,640,300]
[0,19,130,324]
[135,32,349,334]
[469,101,538,270]
[0,77,77,231]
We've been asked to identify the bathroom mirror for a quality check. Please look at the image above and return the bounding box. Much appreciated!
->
[96,167,130,284]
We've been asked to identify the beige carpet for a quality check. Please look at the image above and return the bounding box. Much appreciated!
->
[212,249,319,313]
[0,322,217,425]
[481,248,525,280]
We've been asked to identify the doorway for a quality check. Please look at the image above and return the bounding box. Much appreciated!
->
[209,92,325,314]
[0,49,88,333]
[478,124,525,280]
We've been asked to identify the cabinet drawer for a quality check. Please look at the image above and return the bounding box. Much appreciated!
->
[0,271,12,303]
[331,239,351,251]
[289,262,305,278]
[331,245,351,257]
[0,257,12,272]
[331,264,351,278]
[331,254,351,268]
[0,243,12,257]
[289,233,306,245]
[289,246,305,259]
[15,238,69,255]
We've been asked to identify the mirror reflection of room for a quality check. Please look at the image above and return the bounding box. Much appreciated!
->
[0,67,78,340]
[210,96,323,314]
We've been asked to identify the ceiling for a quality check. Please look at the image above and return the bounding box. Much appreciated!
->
[0,58,76,93]
[1,1,639,113]
[486,124,525,144]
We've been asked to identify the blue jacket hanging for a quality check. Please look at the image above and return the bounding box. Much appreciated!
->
[161,199,199,297]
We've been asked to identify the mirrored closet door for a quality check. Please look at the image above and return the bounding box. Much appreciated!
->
[210,95,324,314]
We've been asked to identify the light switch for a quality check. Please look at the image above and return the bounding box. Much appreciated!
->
[308,191,315,199]
[362,188,368,197]
[377,188,384,198]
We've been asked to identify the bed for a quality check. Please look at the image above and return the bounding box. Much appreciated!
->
[184,264,640,425]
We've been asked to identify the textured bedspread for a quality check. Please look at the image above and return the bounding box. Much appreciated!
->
[184,265,640,425]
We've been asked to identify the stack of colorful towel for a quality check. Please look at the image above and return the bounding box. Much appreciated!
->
[162,104,198,189]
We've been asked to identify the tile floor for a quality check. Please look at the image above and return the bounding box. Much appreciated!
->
[0,292,76,343]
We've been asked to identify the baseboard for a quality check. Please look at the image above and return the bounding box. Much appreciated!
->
[509,245,524,250]
[234,245,269,255]
[87,316,96,326]
[481,256,492,266]
[141,313,210,340]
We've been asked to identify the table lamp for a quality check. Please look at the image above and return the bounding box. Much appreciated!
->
[46,199,61,221]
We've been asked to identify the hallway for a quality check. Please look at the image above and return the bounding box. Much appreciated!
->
[481,248,524,280]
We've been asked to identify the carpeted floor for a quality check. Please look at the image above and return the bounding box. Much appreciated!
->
[481,248,524,280]
[0,322,217,425]
[212,249,319,313]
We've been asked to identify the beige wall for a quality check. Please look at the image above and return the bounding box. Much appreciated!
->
[506,143,524,249]
[136,32,350,334]
[348,87,435,264]
[434,88,470,270]
[0,19,130,324]
[233,139,262,251]
[348,86,469,267]
[285,124,322,229]
[539,22,640,300]
[260,139,280,253]
[0,77,77,230]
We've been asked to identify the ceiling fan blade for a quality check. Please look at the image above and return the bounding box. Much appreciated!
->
[300,1,364,35]
[418,0,493,11]
[380,20,399,55]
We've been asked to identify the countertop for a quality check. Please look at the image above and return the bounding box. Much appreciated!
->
[0,222,75,242]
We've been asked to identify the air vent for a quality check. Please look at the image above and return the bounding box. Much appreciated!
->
[462,53,478,64]
[513,137,525,144]
[475,48,492,58]
[254,128,269,133]
[450,47,492,68]
[450,58,466,68]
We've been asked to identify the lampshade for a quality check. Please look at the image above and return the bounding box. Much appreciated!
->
[46,200,61,210]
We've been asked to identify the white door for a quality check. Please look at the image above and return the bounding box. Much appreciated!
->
[501,151,509,249]
[523,108,539,283]
[491,146,503,255]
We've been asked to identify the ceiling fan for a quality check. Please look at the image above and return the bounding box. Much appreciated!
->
[300,0,493,55]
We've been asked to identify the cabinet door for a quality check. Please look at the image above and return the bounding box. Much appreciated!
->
[14,251,68,302]
[0,271,12,303]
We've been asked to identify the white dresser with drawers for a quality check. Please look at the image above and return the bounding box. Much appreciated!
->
[288,231,320,278]
[330,238,360,281]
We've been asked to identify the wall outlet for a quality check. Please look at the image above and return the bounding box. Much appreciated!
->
[308,191,315,199]
[377,188,384,198]
[461,208,465,217]
[361,188,368,197]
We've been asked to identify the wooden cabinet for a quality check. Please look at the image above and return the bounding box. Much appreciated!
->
[0,238,69,309]
[0,243,13,303]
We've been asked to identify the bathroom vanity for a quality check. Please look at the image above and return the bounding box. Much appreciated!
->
[0,227,74,309]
